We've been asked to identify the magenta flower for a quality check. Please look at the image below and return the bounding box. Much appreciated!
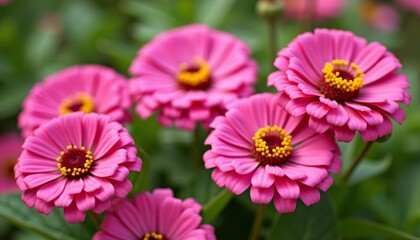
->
[398,0,420,15]
[93,188,216,240]
[19,65,132,138]
[130,24,257,130]
[15,112,142,223]
[268,29,410,142]
[204,93,341,213]
[283,0,344,21]
[0,133,22,194]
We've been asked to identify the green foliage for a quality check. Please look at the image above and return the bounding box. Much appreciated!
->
[340,219,420,240]
[267,193,339,240]
[0,194,90,240]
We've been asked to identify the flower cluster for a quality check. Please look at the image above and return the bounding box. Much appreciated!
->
[12,20,410,239]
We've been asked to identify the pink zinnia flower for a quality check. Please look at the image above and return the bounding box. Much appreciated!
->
[0,133,22,193]
[204,93,341,213]
[398,0,420,15]
[93,188,216,240]
[15,112,142,223]
[360,1,401,33]
[19,65,132,137]
[130,24,257,130]
[268,29,410,142]
[0,0,10,5]
[283,0,344,21]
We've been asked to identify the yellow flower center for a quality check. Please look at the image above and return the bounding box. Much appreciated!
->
[56,145,93,178]
[176,58,211,90]
[142,232,168,240]
[59,93,95,115]
[320,59,364,101]
[252,125,293,166]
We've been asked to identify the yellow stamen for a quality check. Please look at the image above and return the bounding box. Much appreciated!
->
[252,125,293,165]
[177,58,210,87]
[142,232,164,240]
[59,92,95,115]
[56,145,94,178]
[322,59,364,93]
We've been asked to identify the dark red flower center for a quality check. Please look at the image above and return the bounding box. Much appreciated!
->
[59,93,95,115]
[141,232,169,240]
[252,125,293,166]
[56,145,93,178]
[319,59,364,102]
[177,58,211,90]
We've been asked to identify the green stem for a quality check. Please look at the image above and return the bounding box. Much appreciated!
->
[131,145,150,195]
[267,18,278,65]
[249,204,267,240]
[306,0,316,30]
[342,141,374,183]
[192,126,202,170]
[89,212,101,230]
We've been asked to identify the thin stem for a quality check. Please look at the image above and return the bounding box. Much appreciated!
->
[267,18,278,64]
[306,0,316,30]
[342,141,374,183]
[131,145,150,195]
[249,204,267,240]
[192,126,202,169]
[89,212,101,230]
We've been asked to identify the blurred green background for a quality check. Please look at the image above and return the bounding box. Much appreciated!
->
[0,0,420,239]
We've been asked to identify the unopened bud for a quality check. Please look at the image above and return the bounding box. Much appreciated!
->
[256,0,283,20]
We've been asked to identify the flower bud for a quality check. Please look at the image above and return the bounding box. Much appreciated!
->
[256,0,283,20]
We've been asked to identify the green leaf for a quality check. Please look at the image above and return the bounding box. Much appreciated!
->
[0,81,32,120]
[0,193,91,240]
[267,193,339,240]
[196,0,238,27]
[340,218,420,240]
[202,189,234,224]
[348,155,392,185]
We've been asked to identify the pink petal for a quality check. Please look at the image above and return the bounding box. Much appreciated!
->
[65,178,84,195]
[112,179,132,198]
[290,150,333,166]
[24,173,60,189]
[251,167,275,188]
[318,175,333,191]
[231,158,259,175]
[170,209,202,239]
[299,185,320,206]
[308,117,331,133]
[275,177,300,199]
[36,178,67,202]
[76,192,96,212]
[265,165,285,177]
[306,101,329,119]
[101,215,137,239]
[273,194,297,213]
[225,172,252,194]
[113,201,142,236]
[35,199,54,215]
[250,186,274,204]
[326,104,349,126]
[64,202,86,224]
